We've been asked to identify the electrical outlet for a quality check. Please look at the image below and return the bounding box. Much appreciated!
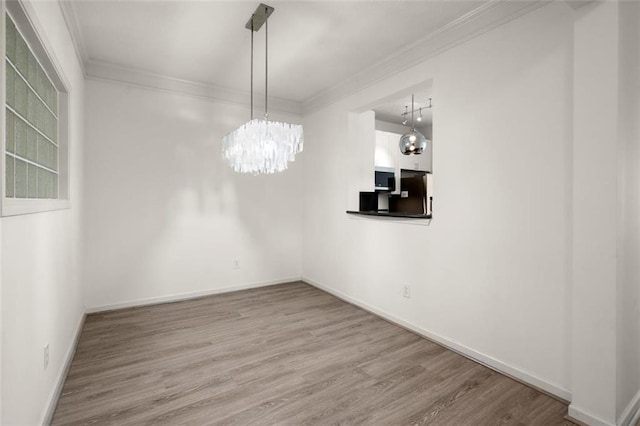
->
[233,260,240,269]
[43,344,49,370]
[402,285,411,298]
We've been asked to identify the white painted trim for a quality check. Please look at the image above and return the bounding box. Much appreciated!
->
[303,276,572,402]
[85,277,302,314]
[567,405,616,426]
[56,0,549,116]
[1,198,70,216]
[301,0,549,113]
[628,406,640,426]
[57,0,87,77]
[39,313,85,426]
[563,0,597,11]
[39,278,302,423]
[619,388,640,426]
[85,60,303,116]
[13,0,71,93]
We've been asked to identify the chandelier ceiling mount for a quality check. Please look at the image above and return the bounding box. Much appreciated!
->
[222,3,303,175]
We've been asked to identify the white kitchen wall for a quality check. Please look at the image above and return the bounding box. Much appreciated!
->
[303,1,573,400]
[82,79,303,310]
[0,1,85,425]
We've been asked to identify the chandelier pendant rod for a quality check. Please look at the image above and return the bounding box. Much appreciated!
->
[222,3,303,175]
[250,20,254,120]
[411,94,415,129]
[264,6,268,119]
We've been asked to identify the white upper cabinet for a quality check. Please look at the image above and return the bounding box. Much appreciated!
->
[374,130,397,169]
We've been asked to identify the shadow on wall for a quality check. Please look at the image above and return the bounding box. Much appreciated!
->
[84,81,302,307]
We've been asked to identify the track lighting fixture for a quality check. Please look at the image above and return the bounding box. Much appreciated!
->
[400,98,432,126]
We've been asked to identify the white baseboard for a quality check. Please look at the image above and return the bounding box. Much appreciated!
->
[85,277,302,314]
[567,405,615,426]
[629,406,640,426]
[303,276,572,403]
[38,278,301,424]
[40,312,86,426]
[619,388,640,426]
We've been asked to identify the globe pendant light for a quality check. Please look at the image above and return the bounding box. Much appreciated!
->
[222,4,303,174]
[399,94,428,155]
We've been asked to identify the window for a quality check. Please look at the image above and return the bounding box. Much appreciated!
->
[6,14,58,199]
[2,4,70,216]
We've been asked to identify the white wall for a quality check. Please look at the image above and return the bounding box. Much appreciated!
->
[0,1,85,425]
[616,0,640,421]
[570,3,640,424]
[571,3,619,423]
[303,2,574,399]
[82,79,303,310]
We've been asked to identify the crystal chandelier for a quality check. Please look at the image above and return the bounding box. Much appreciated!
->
[222,4,303,174]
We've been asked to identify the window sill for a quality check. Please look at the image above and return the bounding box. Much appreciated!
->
[1,198,70,217]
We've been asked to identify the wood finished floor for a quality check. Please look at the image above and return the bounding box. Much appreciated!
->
[53,282,575,425]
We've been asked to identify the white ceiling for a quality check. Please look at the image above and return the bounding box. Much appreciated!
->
[64,1,543,110]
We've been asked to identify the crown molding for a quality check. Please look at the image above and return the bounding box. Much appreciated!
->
[58,0,88,77]
[57,0,548,116]
[301,0,549,114]
[57,1,302,114]
[564,0,597,11]
[85,59,303,115]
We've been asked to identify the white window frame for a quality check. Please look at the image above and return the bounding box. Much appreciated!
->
[1,0,71,216]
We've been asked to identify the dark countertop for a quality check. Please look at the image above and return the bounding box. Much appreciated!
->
[346,210,432,219]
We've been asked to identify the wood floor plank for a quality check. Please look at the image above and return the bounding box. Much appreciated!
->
[52,282,574,425]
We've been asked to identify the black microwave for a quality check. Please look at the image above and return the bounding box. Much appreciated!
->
[375,168,396,192]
